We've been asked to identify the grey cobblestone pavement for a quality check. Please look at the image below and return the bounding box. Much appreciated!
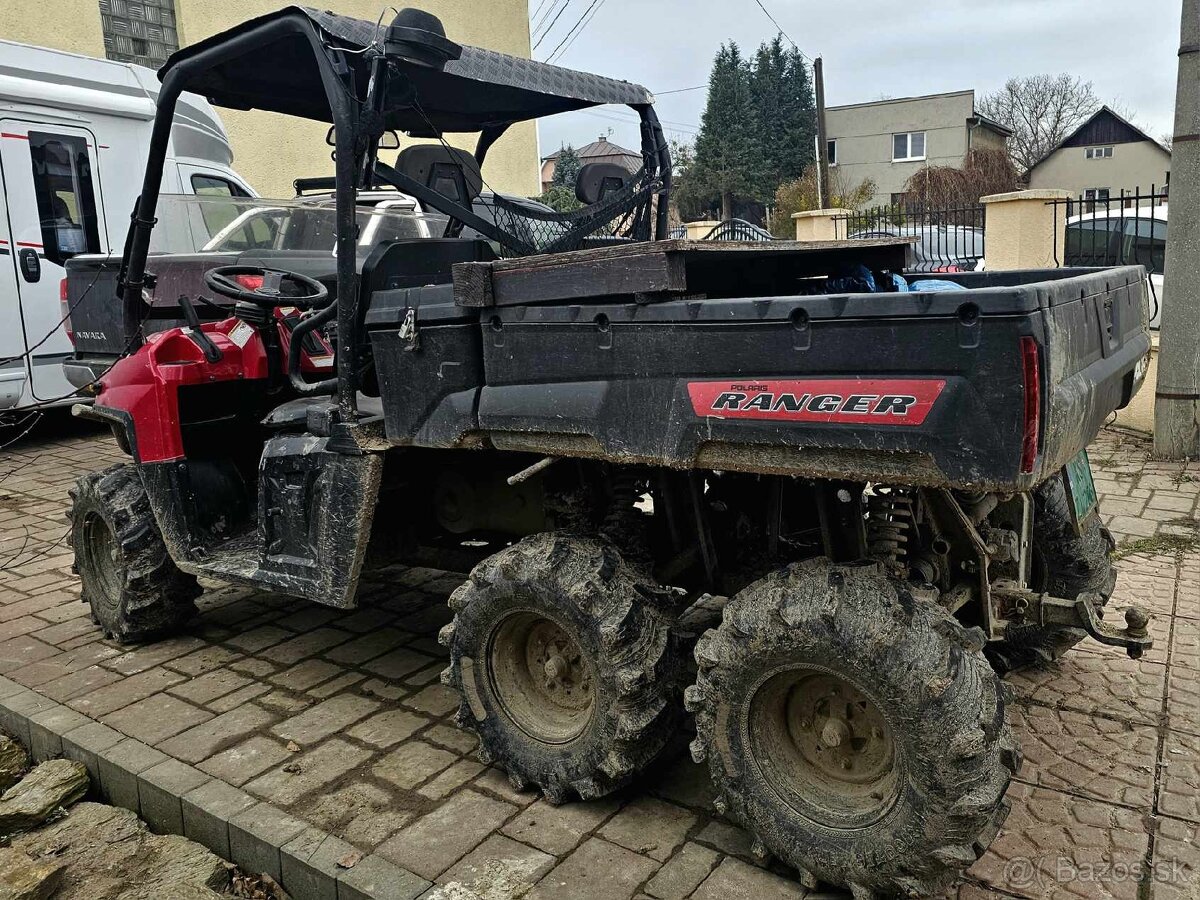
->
[0,419,1197,899]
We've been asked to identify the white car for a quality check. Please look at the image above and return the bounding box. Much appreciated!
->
[1066,204,1167,328]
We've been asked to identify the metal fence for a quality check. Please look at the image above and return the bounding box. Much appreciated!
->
[1047,186,1168,271]
[833,204,986,273]
[1047,186,1168,328]
[669,219,776,242]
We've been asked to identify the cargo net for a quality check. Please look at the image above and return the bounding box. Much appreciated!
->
[482,167,659,258]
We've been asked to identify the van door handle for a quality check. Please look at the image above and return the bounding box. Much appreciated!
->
[18,249,41,283]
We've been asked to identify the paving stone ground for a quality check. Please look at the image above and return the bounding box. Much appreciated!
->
[0,417,1198,899]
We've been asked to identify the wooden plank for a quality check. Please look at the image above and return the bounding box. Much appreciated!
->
[477,237,915,274]
[452,237,918,307]
[484,250,687,307]
[452,261,495,308]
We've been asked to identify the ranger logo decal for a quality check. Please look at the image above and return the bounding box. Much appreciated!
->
[688,379,946,426]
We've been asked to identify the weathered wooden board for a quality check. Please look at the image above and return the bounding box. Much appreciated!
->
[452,237,916,307]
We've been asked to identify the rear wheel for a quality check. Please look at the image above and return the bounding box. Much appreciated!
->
[687,559,1018,897]
[70,464,200,642]
[987,474,1117,674]
[440,533,682,803]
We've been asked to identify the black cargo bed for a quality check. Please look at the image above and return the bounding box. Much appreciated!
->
[367,258,1149,491]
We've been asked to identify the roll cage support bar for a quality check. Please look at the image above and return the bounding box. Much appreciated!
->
[118,14,672,426]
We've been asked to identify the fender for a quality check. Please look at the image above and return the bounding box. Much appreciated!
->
[90,313,333,463]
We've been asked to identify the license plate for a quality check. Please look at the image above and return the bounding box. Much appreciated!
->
[1062,450,1099,529]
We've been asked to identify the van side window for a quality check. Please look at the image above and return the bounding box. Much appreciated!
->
[1123,218,1167,276]
[191,174,251,237]
[1064,220,1123,268]
[28,132,101,265]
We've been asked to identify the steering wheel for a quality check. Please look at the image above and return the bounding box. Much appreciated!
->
[204,265,328,309]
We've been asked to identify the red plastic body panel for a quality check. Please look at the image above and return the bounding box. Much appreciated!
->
[93,314,332,464]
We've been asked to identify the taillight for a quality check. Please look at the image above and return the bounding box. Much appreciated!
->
[234,274,264,291]
[1020,336,1041,474]
[60,278,74,345]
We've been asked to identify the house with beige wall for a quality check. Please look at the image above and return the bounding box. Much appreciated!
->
[824,90,1010,208]
[1026,106,1170,201]
[2,0,539,198]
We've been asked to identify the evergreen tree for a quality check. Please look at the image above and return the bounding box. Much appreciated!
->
[682,38,817,220]
[778,46,817,180]
[748,37,787,201]
[551,145,582,187]
[690,43,754,220]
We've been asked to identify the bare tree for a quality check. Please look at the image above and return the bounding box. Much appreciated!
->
[979,74,1101,173]
[903,149,1020,209]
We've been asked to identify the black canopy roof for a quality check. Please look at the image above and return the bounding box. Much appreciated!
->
[160,6,654,134]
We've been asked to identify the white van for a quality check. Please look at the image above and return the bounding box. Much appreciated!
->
[0,40,254,411]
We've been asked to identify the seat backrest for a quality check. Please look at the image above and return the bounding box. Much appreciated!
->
[395,145,483,206]
[576,162,632,205]
[361,237,496,292]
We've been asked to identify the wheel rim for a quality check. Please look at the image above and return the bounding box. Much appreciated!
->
[749,667,901,829]
[488,610,595,744]
[82,512,123,617]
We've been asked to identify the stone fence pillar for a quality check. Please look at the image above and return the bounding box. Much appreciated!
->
[792,208,851,242]
[980,189,1072,270]
[684,220,721,240]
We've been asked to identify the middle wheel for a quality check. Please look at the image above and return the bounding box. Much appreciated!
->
[440,533,682,803]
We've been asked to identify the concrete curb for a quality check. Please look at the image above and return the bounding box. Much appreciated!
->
[0,675,430,900]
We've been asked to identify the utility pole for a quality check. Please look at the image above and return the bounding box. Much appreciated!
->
[1155,0,1200,458]
[814,57,830,209]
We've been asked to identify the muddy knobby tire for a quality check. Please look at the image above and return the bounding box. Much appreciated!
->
[69,464,200,642]
[439,533,681,804]
[987,473,1118,675]
[686,559,1019,898]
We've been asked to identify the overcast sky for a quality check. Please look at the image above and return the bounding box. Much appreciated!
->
[533,0,1182,159]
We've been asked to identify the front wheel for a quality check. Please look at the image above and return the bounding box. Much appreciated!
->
[440,533,682,803]
[687,559,1019,897]
[70,464,200,642]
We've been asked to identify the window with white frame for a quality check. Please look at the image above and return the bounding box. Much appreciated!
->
[892,132,926,162]
[826,139,838,166]
[1084,188,1111,202]
[1085,146,1114,160]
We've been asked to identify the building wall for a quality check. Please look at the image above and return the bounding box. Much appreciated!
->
[969,125,1008,154]
[1027,140,1171,197]
[6,0,105,56]
[826,91,977,207]
[1,0,539,198]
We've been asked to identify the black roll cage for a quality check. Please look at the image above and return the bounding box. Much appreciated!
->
[120,10,671,424]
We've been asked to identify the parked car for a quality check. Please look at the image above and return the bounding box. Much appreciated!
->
[1065,204,1166,328]
[0,39,255,411]
[849,223,984,272]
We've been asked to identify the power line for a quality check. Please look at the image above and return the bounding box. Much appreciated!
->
[748,0,812,61]
[530,0,553,21]
[544,0,605,63]
[578,107,699,134]
[531,0,566,38]
[655,85,706,96]
[532,0,572,49]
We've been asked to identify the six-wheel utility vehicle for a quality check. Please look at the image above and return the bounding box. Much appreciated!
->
[66,7,1154,897]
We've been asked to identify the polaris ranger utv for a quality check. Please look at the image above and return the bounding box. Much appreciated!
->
[66,7,1154,897]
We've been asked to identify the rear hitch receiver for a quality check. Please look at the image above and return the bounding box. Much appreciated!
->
[993,581,1153,659]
